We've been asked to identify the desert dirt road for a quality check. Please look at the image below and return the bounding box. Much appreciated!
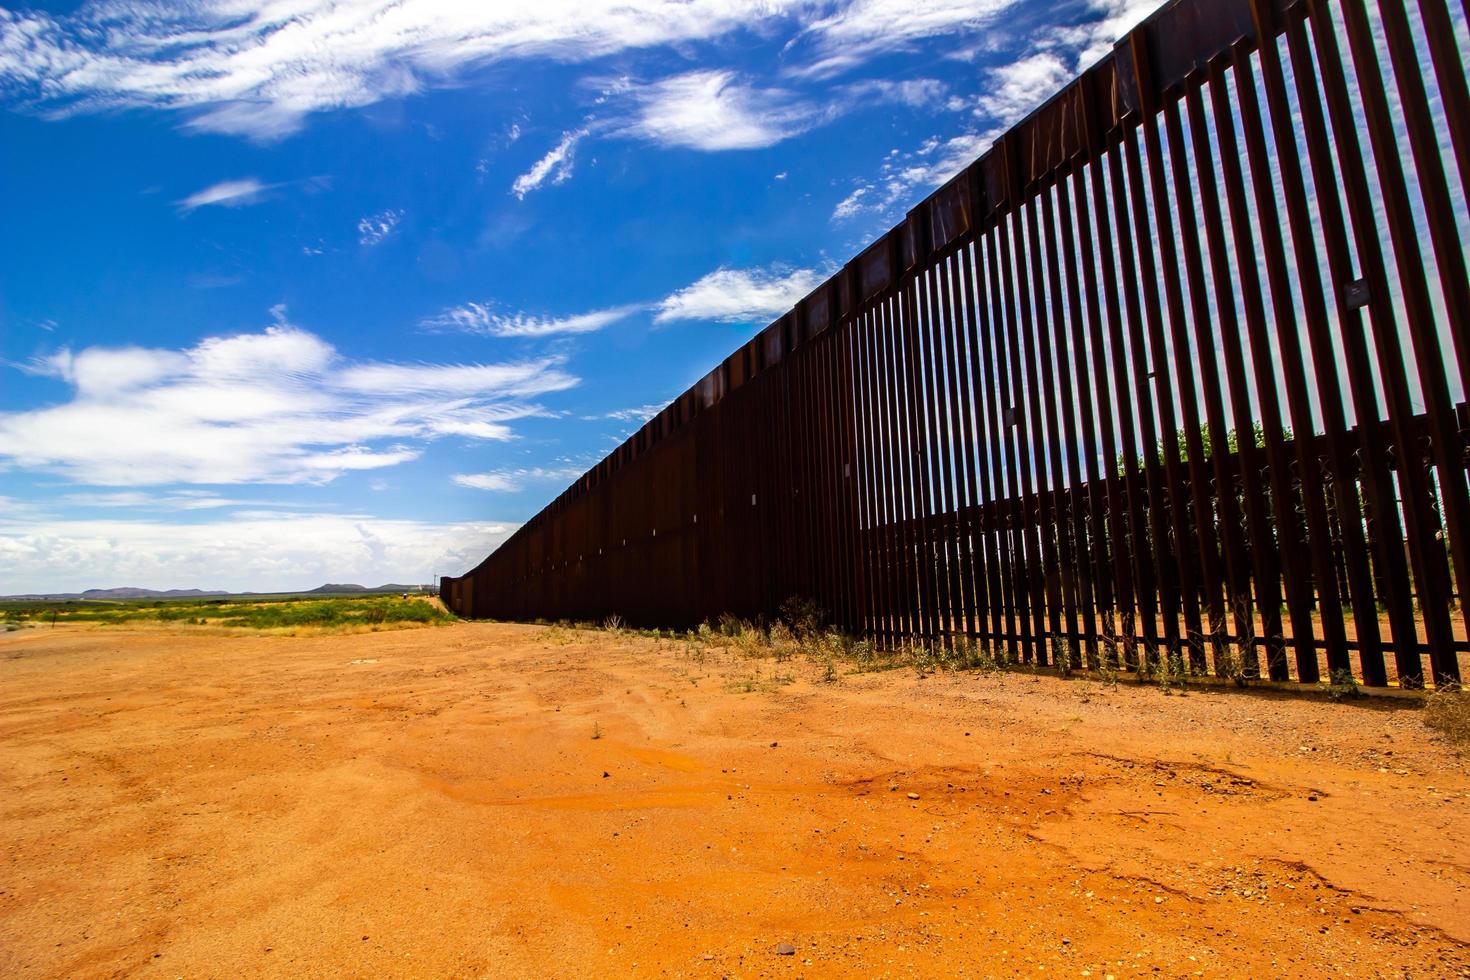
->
[1,621,1467,978]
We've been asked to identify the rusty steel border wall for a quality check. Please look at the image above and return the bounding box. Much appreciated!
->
[445,0,1470,688]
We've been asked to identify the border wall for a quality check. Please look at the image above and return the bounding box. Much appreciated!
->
[446,0,1470,688]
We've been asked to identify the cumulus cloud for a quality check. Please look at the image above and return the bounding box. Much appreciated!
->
[511,129,587,198]
[0,512,517,594]
[452,466,583,493]
[0,320,577,486]
[357,209,402,245]
[655,265,825,324]
[177,177,272,211]
[422,301,643,337]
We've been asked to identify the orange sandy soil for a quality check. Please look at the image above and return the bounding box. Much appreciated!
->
[1,622,1468,979]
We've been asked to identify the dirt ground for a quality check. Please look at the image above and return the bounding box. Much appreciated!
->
[1,622,1467,978]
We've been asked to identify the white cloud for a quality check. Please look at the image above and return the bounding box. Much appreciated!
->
[825,0,1168,226]
[606,69,951,154]
[655,265,825,324]
[0,0,1159,149]
[596,403,668,424]
[973,52,1069,123]
[422,300,643,337]
[0,321,577,486]
[336,360,575,398]
[177,177,272,211]
[511,129,587,198]
[0,2,819,140]
[60,490,298,511]
[832,185,872,220]
[831,128,998,222]
[0,512,517,594]
[796,0,1019,76]
[1071,0,1162,69]
[823,53,1054,224]
[452,466,582,493]
[41,345,190,396]
[357,209,402,245]
[0,496,43,518]
[841,77,948,108]
[619,70,824,150]
[425,261,829,338]
[452,472,521,493]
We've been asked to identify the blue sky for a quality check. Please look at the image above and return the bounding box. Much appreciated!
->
[0,0,1155,593]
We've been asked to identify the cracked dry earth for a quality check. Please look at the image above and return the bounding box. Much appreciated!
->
[1,622,1467,978]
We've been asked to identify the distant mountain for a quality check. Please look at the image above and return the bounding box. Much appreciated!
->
[0,583,433,602]
[0,587,230,601]
[81,587,229,600]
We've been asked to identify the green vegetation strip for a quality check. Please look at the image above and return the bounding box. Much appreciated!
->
[1,595,453,630]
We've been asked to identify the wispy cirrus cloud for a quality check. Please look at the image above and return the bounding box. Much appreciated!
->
[617,70,827,151]
[654,265,826,324]
[422,301,643,338]
[832,129,997,222]
[511,129,588,198]
[426,263,826,339]
[590,403,669,424]
[827,0,1167,226]
[60,490,301,512]
[792,0,1019,78]
[0,2,806,140]
[177,177,273,211]
[598,68,951,160]
[829,51,1063,225]
[0,0,1142,145]
[452,466,584,493]
[336,361,575,398]
[839,77,949,109]
[0,317,577,486]
[357,209,402,245]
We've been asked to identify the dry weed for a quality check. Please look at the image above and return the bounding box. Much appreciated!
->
[1424,683,1470,745]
